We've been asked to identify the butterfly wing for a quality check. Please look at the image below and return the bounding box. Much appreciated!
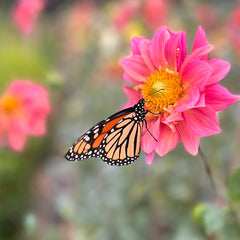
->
[101,113,143,166]
[65,99,146,166]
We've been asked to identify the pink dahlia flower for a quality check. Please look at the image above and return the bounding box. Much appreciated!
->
[120,26,240,164]
[0,80,51,151]
[13,0,45,35]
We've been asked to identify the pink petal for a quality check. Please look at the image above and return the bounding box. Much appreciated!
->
[181,60,212,92]
[192,26,208,60]
[123,85,141,100]
[180,45,213,74]
[149,26,169,68]
[176,121,200,156]
[195,93,206,108]
[0,114,8,136]
[163,111,183,123]
[177,31,187,71]
[183,106,221,136]
[164,32,182,71]
[176,87,200,112]
[164,31,187,71]
[13,0,45,36]
[8,80,29,96]
[139,39,156,72]
[28,117,46,135]
[131,36,145,54]
[205,84,240,111]
[24,97,50,118]
[141,118,160,153]
[167,28,175,37]
[207,59,231,85]
[121,86,142,109]
[156,123,179,156]
[123,72,143,84]
[8,119,27,151]
[146,151,155,165]
[120,55,151,82]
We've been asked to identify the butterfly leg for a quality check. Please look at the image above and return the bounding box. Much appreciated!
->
[144,119,158,142]
[147,110,162,116]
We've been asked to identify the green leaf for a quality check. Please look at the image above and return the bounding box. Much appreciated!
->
[228,168,240,202]
[202,205,225,235]
[192,203,208,224]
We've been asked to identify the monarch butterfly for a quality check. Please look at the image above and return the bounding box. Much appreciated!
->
[65,98,156,166]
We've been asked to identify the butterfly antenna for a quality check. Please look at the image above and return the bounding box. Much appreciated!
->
[148,88,165,97]
[143,88,165,104]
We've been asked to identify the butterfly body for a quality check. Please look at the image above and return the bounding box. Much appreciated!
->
[65,98,147,166]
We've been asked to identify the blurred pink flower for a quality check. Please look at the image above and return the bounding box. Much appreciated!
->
[13,0,45,35]
[195,4,218,30]
[63,1,96,57]
[65,1,95,33]
[0,80,51,151]
[143,0,168,31]
[227,6,240,54]
[111,0,168,33]
[120,26,240,164]
[112,0,141,31]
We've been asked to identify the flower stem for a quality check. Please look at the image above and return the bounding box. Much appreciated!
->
[198,146,216,191]
[198,147,240,234]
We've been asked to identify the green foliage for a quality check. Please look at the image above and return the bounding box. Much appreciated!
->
[202,205,225,235]
[192,167,240,239]
[0,135,51,239]
[0,41,47,83]
[228,168,240,202]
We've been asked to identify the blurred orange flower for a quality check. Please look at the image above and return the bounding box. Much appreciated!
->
[13,0,45,35]
[0,80,51,151]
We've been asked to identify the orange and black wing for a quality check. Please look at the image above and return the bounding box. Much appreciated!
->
[65,98,146,166]
[100,112,143,165]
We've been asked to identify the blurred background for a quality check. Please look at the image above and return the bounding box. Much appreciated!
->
[0,0,240,239]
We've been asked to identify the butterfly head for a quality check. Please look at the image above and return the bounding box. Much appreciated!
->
[139,98,145,105]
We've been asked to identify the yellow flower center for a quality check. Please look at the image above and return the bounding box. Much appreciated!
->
[142,68,182,114]
[0,95,20,114]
